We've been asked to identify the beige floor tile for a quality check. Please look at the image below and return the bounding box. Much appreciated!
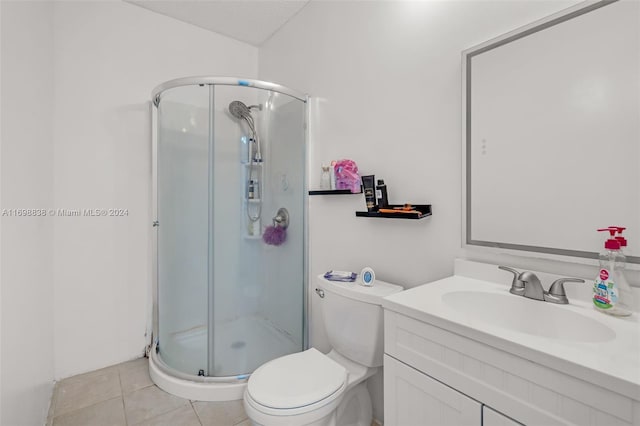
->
[119,358,153,394]
[118,357,148,373]
[133,404,201,426]
[193,400,247,426]
[55,368,122,417]
[52,397,126,426]
[234,419,251,426]
[224,400,249,424]
[123,385,189,425]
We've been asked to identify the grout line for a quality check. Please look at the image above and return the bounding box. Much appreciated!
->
[130,404,191,426]
[229,400,249,425]
[119,359,155,396]
[117,365,124,395]
[121,380,155,396]
[190,400,204,426]
[117,363,129,426]
[54,360,148,424]
[121,396,129,426]
[52,396,123,422]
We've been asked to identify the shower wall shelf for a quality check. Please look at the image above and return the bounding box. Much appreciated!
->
[243,162,264,238]
[308,188,362,195]
[355,204,432,220]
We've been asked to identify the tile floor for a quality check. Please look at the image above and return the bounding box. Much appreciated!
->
[47,357,250,426]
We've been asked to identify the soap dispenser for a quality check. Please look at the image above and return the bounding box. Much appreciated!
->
[593,227,633,316]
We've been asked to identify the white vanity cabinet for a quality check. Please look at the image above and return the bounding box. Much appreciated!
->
[483,406,521,426]
[384,354,481,425]
[382,260,640,425]
[382,309,638,426]
[384,354,520,426]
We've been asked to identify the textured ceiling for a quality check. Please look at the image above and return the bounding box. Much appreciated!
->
[127,0,310,46]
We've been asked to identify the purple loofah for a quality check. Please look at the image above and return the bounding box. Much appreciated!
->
[263,225,287,246]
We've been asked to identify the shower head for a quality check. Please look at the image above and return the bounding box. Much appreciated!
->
[229,101,252,120]
[229,100,261,163]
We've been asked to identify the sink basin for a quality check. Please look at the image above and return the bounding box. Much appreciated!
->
[442,291,616,343]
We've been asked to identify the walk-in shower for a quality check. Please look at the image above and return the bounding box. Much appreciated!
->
[149,77,308,401]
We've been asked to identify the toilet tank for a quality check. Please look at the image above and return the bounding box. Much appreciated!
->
[316,275,403,367]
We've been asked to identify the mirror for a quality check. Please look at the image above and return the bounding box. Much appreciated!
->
[464,0,639,263]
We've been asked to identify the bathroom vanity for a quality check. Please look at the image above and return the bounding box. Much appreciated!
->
[382,260,640,426]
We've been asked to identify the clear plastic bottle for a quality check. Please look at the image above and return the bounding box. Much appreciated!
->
[320,165,331,190]
[593,227,633,316]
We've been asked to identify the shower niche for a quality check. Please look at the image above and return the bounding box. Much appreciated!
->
[151,78,307,401]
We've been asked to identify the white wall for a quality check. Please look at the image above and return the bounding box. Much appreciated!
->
[258,0,580,420]
[51,1,258,379]
[0,1,55,424]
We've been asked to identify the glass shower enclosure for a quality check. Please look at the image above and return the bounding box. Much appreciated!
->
[149,77,307,400]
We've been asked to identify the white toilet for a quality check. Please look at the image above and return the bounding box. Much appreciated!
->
[243,274,403,426]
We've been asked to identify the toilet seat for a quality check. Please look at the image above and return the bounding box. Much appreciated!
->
[247,348,347,414]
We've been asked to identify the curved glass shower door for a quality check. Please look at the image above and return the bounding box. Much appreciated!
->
[211,85,306,377]
[157,85,210,375]
[156,81,306,381]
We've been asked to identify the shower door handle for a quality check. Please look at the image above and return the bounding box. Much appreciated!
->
[315,288,325,298]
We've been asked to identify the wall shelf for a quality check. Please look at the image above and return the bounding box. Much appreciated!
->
[355,204,432,220]
[308,189,362,196]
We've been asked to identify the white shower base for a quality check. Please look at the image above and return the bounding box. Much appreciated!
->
[149,315,300,401]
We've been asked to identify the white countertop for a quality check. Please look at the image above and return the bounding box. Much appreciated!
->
[382,267,640,400]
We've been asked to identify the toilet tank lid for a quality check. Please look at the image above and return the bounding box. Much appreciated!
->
[247,348,347,409]
[316,275,403,305]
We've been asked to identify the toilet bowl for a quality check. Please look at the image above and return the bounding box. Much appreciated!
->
[243,275,403,426]
[244,348,375,426]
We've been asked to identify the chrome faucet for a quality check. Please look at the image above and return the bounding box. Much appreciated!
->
[519,271,546,301]
[498,266,585,304]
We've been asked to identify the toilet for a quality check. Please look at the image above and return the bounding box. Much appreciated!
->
[243,274,403,426]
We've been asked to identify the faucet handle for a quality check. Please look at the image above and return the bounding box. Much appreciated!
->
[498,266,525,296]
[546,278,585,304]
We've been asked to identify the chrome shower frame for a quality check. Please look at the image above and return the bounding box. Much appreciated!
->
[149,76,310,401]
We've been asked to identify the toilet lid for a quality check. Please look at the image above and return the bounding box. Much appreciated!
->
[247,348,347,409]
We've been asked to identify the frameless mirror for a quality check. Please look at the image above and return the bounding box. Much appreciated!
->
[464,0,639,263]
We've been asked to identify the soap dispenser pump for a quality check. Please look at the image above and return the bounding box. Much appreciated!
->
[593,227,633,316]
[613,226,628,254]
